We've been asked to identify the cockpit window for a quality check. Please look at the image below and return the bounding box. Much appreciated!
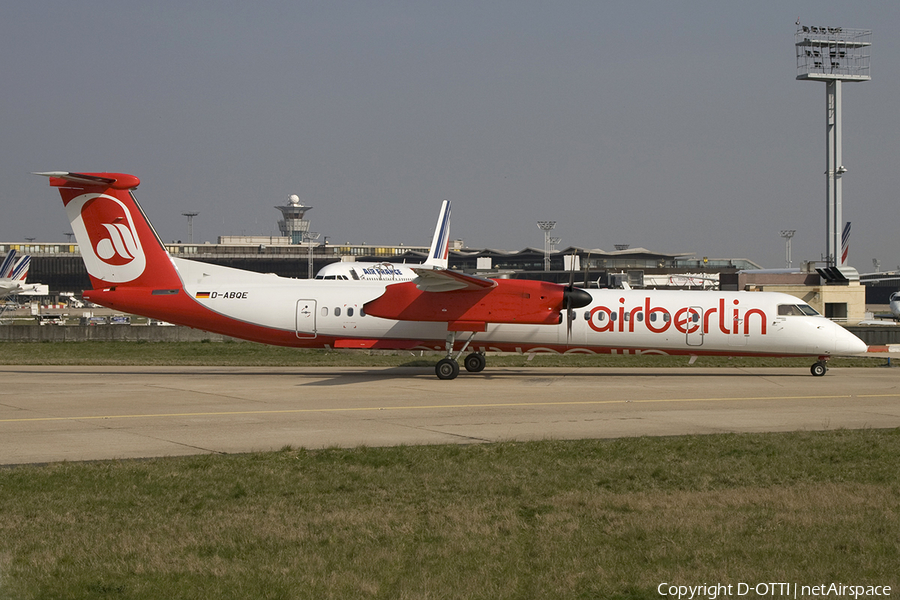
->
[778,304,819,316]
[797,304,819,316]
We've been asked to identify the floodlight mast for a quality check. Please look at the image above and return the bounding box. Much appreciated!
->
[780,230,796,268]
[795,24,871,267]
[182,212,199,244]
[537,221,556,271]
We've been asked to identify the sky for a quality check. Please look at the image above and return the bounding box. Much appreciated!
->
[2,1,900,270]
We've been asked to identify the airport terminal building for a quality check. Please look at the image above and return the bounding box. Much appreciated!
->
[1,239,760,296]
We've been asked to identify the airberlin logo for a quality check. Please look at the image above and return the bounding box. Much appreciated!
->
[588,297,768,336]
[65,193,147,283]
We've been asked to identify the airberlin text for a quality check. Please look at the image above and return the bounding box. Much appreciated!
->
[658,582,891,599]
[589,297,767,336]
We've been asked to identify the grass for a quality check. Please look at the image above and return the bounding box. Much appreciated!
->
[0,340,883,368]
[0,431,898,599]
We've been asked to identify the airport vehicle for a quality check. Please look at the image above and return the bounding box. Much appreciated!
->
[39,171,867,379]
[0,249,36,298]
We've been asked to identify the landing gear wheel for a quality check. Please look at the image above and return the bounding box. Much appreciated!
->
[810,361,828,377]
[464,352,486,373]
[436,358,460,380]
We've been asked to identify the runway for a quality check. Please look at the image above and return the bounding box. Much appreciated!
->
[1,365,899,465]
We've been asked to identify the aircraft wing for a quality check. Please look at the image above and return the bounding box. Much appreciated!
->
[410,268,497,292]
[872,313,899,321]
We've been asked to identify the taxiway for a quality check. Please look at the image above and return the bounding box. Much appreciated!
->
[1,365,898,465]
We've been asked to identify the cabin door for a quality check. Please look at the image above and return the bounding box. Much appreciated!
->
[685,306,704,346]
[296,299,317,339]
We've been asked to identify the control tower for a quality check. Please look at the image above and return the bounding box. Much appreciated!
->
[275,195,311,244]
[795,25,871,267]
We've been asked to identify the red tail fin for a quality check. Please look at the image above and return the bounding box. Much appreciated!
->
[37,172,181,290]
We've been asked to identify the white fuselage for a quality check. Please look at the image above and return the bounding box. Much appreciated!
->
[174,258,866,357]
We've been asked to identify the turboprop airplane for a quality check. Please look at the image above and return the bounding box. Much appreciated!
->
[38,171,867,379]
[0,249,36,298]
[314,200,450,282]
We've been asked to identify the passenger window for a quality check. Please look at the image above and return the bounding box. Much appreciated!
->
[347,307,354,317]
[321,307,328,317]
[636,313,643,322]
[360,307,366,317]
[596,312,606,322]
[584,311,590,321]
[334,307,341,317]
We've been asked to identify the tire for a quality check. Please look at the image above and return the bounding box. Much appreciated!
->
[435,358,460,380]
[810,362,827,377]
[464,353,486,373]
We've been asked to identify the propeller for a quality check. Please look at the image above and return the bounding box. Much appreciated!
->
[562,252,592,344]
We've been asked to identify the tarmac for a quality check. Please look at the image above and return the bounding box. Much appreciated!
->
[1,365,899,465]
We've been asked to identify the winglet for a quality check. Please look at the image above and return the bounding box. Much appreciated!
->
[423,200,451,269]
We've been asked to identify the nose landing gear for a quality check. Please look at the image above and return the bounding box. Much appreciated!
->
[810,360,828,377]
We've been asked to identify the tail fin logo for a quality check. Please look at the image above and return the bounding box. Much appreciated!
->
[66,193,147,283]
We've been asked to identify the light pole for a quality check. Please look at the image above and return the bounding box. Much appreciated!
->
[796,24,871,267]
[182,212,199,244]
[537,221,556,271]
[780,230,796,268]
[303,231,320,279]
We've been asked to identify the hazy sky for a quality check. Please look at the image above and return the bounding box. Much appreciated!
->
[3,1,900,269]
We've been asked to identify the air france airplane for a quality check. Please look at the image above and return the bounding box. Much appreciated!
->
[38,171,867,379]
[314,200,450,282]
[0,249,35,298]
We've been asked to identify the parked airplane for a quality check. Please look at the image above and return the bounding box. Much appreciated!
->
[872,291,900,321]
[0,249,36,298]
[314,200,450,282]
[38,171,867,379]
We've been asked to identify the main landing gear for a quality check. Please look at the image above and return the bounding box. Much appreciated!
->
[434,331,486,380]
[810,360,828,377]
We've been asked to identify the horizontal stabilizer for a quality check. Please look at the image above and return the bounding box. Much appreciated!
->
[34,172,140,190]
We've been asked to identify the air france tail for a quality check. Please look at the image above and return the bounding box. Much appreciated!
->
[0,250,31,283]
[422,200,450,269]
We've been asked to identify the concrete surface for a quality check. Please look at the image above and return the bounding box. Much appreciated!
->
[1,365,899,465]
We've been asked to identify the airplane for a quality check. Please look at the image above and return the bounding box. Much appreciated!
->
[871,291,900,322]
[314,200,450,282]
[0,249,37,298]
[37,171,868,379]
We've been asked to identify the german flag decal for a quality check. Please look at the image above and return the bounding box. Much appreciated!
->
[195,292,211,299]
